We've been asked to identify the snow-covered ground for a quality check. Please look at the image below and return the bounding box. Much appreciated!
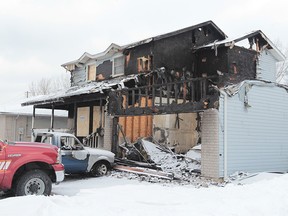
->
[1,172,288,216]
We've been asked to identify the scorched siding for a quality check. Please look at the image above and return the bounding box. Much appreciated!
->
[224,83,288,175]
[71,67,86,86]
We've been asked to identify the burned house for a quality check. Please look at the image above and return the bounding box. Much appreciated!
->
[22,20,288,179]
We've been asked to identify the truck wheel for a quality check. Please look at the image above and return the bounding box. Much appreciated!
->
[15,169,52,196]
[90,162,109,177]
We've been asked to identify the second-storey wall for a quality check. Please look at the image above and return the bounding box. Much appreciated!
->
[256,49,277,82]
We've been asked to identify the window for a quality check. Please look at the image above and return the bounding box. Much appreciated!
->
[87,64,96,81]
[137,55,152,73]
[113,56,125,76]
[61,136,83,150]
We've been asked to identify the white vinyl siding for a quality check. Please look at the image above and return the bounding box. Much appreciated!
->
[219,83,288,176]
[256,50,277,82]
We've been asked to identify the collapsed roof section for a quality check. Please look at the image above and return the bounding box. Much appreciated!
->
[195,30,285,61]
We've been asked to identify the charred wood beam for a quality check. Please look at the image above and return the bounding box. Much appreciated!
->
[110,94,219,116]
[108,76,218,116]
[112,117,119,155]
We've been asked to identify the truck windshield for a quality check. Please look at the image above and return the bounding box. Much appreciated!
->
[35,135,53,144]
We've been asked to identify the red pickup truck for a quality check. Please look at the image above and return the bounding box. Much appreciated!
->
[0,139,64,196]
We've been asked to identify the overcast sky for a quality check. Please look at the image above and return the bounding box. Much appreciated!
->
[1,0,287,105]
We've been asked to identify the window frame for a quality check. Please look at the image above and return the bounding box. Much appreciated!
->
[112,55,125,77]
[86,64,97,82]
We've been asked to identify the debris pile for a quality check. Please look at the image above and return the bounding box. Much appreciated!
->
[140,139,201,179]
[113,137,221,186]
[109,169,225,187]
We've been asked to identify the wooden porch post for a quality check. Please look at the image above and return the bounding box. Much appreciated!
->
[74,102,77,135]
[111,117,119,155]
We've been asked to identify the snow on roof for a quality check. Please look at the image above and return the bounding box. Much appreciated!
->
[22,75,138,106]
[0,99,67,117]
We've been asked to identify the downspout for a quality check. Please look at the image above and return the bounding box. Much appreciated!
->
[32,106,35,129]
[31,106,35,141]
[14,114,20,140]
[50,104,55,131]
[219,89,228,180]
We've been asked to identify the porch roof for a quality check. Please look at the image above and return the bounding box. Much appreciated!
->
[21,75,139,107]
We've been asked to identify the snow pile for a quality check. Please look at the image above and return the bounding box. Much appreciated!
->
[186,144,201,162]
[2,173,288,216]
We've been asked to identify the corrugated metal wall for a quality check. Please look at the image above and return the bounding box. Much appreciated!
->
[222,83,288,176]
[256,50,277,82]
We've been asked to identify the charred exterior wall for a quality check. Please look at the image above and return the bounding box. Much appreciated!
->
[227,46,256,81]
[153,32,194,72]
[196,47,228,77]
[124,43,153,75]
[124,26,225,76]
[196,46,257,86]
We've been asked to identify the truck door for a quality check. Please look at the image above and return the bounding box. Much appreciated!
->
[0,141,6,185]
[61,136,89,173]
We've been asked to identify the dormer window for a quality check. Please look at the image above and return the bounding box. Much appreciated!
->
[113,56,125,76]
[87,64,96,81]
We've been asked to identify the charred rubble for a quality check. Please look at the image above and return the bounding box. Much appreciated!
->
[114,134,202,182]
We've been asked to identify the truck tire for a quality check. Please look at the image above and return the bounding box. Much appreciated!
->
[15,169,52,196]
[90,162,109,177]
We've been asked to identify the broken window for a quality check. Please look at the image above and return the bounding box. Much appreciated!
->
[87,64,96,81]
[137,55,152,73]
